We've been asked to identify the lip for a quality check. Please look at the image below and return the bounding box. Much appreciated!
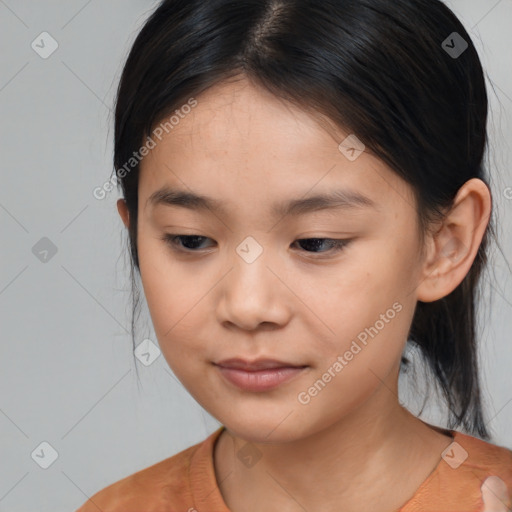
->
[215,358,304,371]
[214,358,308,392]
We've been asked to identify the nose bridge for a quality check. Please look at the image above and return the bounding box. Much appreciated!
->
[216,235,290,329]
[231,236,275,304]
[236,234,266,266]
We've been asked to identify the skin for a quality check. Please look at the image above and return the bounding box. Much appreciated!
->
[117,76,495,512]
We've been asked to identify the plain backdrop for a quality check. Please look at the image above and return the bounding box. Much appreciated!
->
[1,1,511,511]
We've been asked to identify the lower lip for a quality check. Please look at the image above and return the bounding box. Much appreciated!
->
[215,365,306,392]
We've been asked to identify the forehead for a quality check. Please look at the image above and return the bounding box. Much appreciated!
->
[157,78,341,156]
[138,78,416,218]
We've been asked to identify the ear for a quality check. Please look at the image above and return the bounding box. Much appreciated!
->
[117,198,130,229]
[416,178,492,303]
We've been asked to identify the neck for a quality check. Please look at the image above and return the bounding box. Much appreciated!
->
[213,377,453,512]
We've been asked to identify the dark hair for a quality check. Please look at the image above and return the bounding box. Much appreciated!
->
[112,0,505,440]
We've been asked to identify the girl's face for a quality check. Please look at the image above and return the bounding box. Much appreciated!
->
[124,77,430,443]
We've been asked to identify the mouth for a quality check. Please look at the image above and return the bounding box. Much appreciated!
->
[213,358,308,392]
[215,357,307,371]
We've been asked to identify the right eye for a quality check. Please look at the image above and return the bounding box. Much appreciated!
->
[160,234,215,252]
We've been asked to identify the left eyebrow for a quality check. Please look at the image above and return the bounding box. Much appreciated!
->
[272,188,379,217]
[147,186,379,217]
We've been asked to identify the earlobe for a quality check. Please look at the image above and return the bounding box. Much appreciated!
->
[117,198,130,229]
[415,178,492,303]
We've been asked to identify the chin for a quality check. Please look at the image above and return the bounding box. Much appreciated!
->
[218,408,319,445]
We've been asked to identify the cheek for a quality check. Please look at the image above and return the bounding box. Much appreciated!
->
[292,300,414,434]
[315,260,408,335]
[137,235,197,337]
[307,244,417,371]
[317,297,412,383]
[136,234,221,380]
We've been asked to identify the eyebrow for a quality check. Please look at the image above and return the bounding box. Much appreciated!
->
[147,186,378,218]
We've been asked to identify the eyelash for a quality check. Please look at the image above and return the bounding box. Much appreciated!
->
[160,234,350,258]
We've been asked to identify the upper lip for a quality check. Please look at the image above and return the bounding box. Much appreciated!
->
[214,358,306,371]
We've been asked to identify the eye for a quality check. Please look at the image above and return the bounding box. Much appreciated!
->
[161,234,350,258]
[291,238,350,257]
[160,234,215,252]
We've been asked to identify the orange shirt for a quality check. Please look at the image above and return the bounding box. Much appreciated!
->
[75,426,512,512]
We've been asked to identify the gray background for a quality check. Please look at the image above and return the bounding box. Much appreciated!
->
[1,1,511,511]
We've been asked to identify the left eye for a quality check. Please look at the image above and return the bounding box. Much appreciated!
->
[292,238,348,255]
[161,235,350,256]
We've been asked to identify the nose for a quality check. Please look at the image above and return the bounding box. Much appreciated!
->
[215,251,292,331]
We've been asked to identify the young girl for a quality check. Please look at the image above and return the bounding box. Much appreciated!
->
[78,0,512,510]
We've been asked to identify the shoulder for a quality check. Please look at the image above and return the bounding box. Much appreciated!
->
[74,428,223,512]
[453,431,512,481]
[408,431,512,511]
[454,432,512,476]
